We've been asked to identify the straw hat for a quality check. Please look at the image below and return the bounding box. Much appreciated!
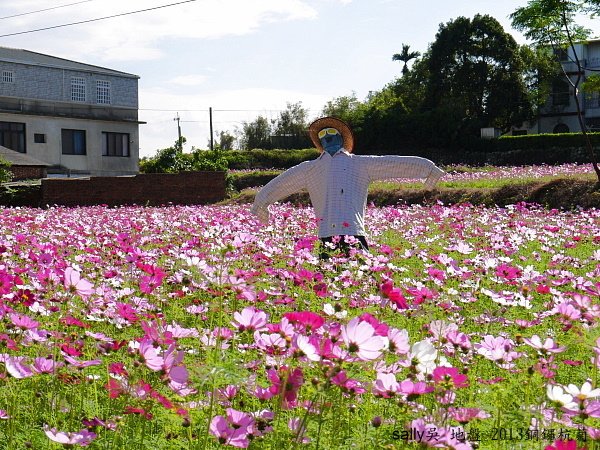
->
[308,116,354,153]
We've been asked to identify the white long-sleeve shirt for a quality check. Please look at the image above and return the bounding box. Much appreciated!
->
[251,150,445,238]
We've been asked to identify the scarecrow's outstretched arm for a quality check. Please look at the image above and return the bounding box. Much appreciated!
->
[364,155,445,189]
[251,162,310,223]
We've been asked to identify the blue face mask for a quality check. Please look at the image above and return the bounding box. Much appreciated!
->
[319,128,343,156]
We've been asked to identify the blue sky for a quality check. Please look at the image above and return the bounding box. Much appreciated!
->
[0,0,597,156]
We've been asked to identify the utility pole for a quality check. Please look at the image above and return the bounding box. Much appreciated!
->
[209,107,214,151]
[174,112,182,152]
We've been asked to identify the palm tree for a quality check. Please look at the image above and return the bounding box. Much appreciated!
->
[392,44,421,75]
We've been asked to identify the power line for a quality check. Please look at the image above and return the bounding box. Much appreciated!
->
[0,1,96,20]
[0,0,198,38]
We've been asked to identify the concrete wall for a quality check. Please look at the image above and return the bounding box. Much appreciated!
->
[40,171,226,206]
[0,112,139,175]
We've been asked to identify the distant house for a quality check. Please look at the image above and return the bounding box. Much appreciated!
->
[0,46,142,176]
[517,39,600,135]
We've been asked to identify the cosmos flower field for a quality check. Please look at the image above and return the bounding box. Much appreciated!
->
[0,193,599,448]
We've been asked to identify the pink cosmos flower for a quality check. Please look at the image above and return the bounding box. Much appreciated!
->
[331,372,366,396]
[8,312,39,330]
[267,366,304,408]
[138,339,164,371]
[63,355,102,369]
[64,267,94,298]
[475,335,520,367]
[523,335,566,354]
[0,410,10,419]
[4,356,33,379]
[138,263,166,294]
[432,366,469,389]
[398,379,434,397]
[283,311,325,332]
[447,407,490,424]
[555,302,582,321]
[44,425,97,446]
[359,313,389,336]
[372,372,399,398]
[380,280,408,309]
[32,357,64,374]
[388,327,410,354]
[293,335,321,362]
[495,263,522,281]
[209,408,256,448]
[253,331,288,356]
[341,317,388,361]
[232,306,268,332]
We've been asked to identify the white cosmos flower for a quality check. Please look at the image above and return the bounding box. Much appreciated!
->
[408,340,437,374]
[565,381,600,401]
[546,384,577,410]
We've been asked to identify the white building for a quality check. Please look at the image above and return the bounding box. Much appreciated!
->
[0,46,142,176]
[525,39,600,135]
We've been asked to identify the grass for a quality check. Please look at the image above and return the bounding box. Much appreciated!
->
[0,164,598,449]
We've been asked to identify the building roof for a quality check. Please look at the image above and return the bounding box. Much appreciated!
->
[0,146,50,166]
[0,46,139,79]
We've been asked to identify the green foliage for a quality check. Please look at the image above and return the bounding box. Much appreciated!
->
[139,138,228,173]
[239,116,272,150]
[510,0,592,47]
[424,14,535,135]
[238,103,312,150]
[0,155,12,184]
[392,43,421,75]
[222,148,319,170]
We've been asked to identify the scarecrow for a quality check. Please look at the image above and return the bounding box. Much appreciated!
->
[251,116,445,255]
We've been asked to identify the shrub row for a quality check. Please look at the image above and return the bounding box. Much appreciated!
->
[222,148,319,170]
[219,133,600,169]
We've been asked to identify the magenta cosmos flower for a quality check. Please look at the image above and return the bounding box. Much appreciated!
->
[545,439,588,450]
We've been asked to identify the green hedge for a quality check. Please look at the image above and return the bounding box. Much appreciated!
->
[223,148,319,170]
[217,133,600,170]
[495,132,600,152]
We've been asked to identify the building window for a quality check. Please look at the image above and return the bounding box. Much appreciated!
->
[553,48,569,62]
[71,77,86,102]
[62,129,86,155]
[0,121,25,153]
[96,80,111,104]
[2,71,14,83]
[551,79,570,106]
[102,132,130,157]
[34,133,46,143]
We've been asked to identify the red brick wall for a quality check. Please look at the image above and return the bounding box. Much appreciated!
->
[41,171,226,206]
[10,165,47,181]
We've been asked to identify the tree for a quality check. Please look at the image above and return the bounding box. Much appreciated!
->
[139,138,191,173]
[424,15,535,139]
[321,92,364,123]
[273,102,308,136]
[271,102,312,149]
[239,116,272,150]
[510,0,600,181]
[392,44,421,75]
[211,130,235,151]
